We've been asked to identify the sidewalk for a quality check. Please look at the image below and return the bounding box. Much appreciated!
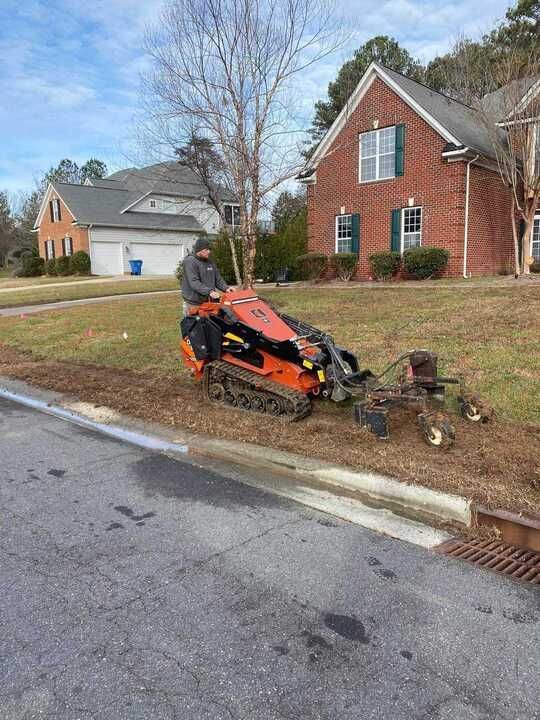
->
[0,289,178,317]
[0,275,166,294]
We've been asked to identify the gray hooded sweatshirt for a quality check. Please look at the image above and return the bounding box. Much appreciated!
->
[182,252,228,305]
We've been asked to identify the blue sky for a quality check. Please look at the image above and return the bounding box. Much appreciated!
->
[0,0,513,194]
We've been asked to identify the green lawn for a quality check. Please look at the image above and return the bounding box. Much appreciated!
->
[1,284,539,423]
[0,278,179,308]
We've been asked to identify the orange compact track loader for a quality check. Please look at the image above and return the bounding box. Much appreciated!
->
[180,289,492,448]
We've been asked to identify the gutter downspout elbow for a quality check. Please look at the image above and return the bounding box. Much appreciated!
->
[463,155,479,279]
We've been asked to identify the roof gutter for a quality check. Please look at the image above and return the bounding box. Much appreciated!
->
[463,154,480,279]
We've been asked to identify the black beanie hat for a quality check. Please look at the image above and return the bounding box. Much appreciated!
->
[193,237,210,253]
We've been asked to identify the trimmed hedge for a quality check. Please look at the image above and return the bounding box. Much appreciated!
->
[403,246,450,279]
[369,251,401,281]
[20,256,45,277]
[296,252,327,281]
[329,253,357,281]
[70,250,91,275]
[55,255,72,276]
[45,258,57,276]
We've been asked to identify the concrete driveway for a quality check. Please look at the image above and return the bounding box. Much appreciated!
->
[1,397,538,720]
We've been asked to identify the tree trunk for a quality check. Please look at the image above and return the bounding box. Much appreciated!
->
[227,232,242,286]
[242,230,257,288]
[510,196,520,277]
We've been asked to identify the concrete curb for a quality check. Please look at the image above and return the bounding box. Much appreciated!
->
[0,377,470,530]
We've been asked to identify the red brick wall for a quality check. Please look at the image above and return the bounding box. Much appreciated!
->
[307,76,513,278]
[465,164,514,275]
[38,194,89,260]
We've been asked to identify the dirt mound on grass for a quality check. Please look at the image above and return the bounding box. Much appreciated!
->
[1,344,539,514]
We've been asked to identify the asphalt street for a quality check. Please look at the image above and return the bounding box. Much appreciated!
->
[0,397,538,720]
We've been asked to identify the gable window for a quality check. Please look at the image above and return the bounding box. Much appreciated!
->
[45,239,55,260]
[50,198,61,223]
[533,216,540,259]
[402,207,422,251]
[360,125,396,182]
[224,204,240,228]
[62,236,73,256]
[335,214,352,253]
[149,198,162,209]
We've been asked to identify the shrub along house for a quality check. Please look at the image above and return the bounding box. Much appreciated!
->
[34,162,239,276]
[298,62,518,279]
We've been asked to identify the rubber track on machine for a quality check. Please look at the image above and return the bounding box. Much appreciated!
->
[203,360,312,421]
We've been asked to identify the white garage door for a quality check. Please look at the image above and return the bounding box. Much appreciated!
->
[131,243,182,275]
[90,242,123,276]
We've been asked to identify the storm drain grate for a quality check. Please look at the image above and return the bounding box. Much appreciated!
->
[435,538,540,584]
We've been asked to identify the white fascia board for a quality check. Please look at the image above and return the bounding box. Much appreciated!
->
[509,79,540,118]
[308,63,378,168]
[441,147,470,157]
[33,183,77,229]
[120,191,151,213]
[307,63,461,171]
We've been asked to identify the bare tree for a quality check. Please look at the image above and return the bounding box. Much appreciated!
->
[175,132,242,284]
[475,49,540,275]
[144,0,341,287]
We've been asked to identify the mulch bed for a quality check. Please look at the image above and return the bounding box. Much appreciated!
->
[1,344,539,514]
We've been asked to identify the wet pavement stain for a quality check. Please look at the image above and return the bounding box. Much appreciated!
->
[105,522,124,531]
[366,556,382,566]
[114,505,156,522]
[502,609,537,624]
[272,645,289,656]
[400,650,413,660]
[47,468,66,478]
[324,613,369,643]
[133,453,284,511]
[373,567,398,581]
[476,605,493,615]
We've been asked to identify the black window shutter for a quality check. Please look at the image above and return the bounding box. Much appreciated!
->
[49,201,54,222]
[351,213,360,253]
[395,124,405,177]
[62,238,65,255]
[391,209,401,252]
[51,241,55,259]
[57,199,62,221]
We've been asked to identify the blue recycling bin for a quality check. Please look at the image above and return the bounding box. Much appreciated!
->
[129,259,143,276]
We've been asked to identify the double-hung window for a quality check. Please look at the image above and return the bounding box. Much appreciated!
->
[50,198,61,222]
[45,239,55,260]
[360,126,396,182]
[335,214,352,253]
[533,216,540,259]
[224,204,240,228]
[402,207,422,251]
[63,236,73,256]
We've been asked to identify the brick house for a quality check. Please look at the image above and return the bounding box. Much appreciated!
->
[34,162,240,276]
[298,62,530,279]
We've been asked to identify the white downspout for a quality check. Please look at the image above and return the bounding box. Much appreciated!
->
[463,154,479,278]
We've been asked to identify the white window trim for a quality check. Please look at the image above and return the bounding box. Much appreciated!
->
[224,203,240,229]
[335,214,352,253]
[358,125,396,184]
[45,239,54,260]
[64,236,73,256]
[401,206,422,253]
[532,214,540,258]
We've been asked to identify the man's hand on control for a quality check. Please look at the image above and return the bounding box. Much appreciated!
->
[209,290,221,300]
[226,286,235,293]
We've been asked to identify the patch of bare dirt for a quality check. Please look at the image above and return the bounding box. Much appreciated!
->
[1,344,539,514]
